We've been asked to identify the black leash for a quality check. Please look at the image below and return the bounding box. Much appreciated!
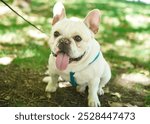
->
[0,0,50,37]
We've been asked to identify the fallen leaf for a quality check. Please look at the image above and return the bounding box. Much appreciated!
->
[111,92,121,98]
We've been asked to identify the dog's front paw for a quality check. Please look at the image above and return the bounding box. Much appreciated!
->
[98,88,104,96]
[76,85,86,93]
[88,96,101,107]
[43,76,52,83]
[45,82,58,93]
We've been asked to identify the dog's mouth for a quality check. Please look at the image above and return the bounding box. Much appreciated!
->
[52,51,86,71]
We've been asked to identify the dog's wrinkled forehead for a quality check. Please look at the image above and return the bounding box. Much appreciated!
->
[52,18,93,39]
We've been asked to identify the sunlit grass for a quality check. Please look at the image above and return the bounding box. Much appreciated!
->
[12,43,50,70]
[0,42,50,70]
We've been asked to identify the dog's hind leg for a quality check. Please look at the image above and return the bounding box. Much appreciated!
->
[98,64,111,96]
[98,77,109,96]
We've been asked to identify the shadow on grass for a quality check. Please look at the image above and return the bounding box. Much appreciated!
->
[105,49,150,73]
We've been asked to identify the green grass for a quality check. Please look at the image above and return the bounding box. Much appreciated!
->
[13,43,50,70]
[0,0,150,106]
[0,42,50,70]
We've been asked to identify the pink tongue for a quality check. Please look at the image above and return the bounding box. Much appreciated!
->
[56,53,69,71]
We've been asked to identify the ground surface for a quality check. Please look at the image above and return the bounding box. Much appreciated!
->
[0,64,148,107]
[0,0,150,107]
[0,65,148,106]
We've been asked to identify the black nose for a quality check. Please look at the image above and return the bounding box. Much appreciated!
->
[59,38,71,44]
[57,38,70,54]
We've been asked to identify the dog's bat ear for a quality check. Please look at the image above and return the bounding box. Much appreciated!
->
[84,9,100,34]
[52,2,66,25]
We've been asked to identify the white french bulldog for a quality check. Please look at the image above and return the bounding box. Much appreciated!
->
[43,2,111,107]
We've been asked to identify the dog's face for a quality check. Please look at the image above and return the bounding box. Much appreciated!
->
[49,2,100,71]
[51,19,92,61]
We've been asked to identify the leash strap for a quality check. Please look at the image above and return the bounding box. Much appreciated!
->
[0,0,49,37]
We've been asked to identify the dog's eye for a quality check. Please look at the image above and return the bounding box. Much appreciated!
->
[54,31,60,37]
[73,35,82,42]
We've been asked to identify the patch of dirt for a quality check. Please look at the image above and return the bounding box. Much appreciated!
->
[0,65,147,107]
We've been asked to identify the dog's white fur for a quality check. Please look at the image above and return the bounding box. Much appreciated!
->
[43,2,111,107]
